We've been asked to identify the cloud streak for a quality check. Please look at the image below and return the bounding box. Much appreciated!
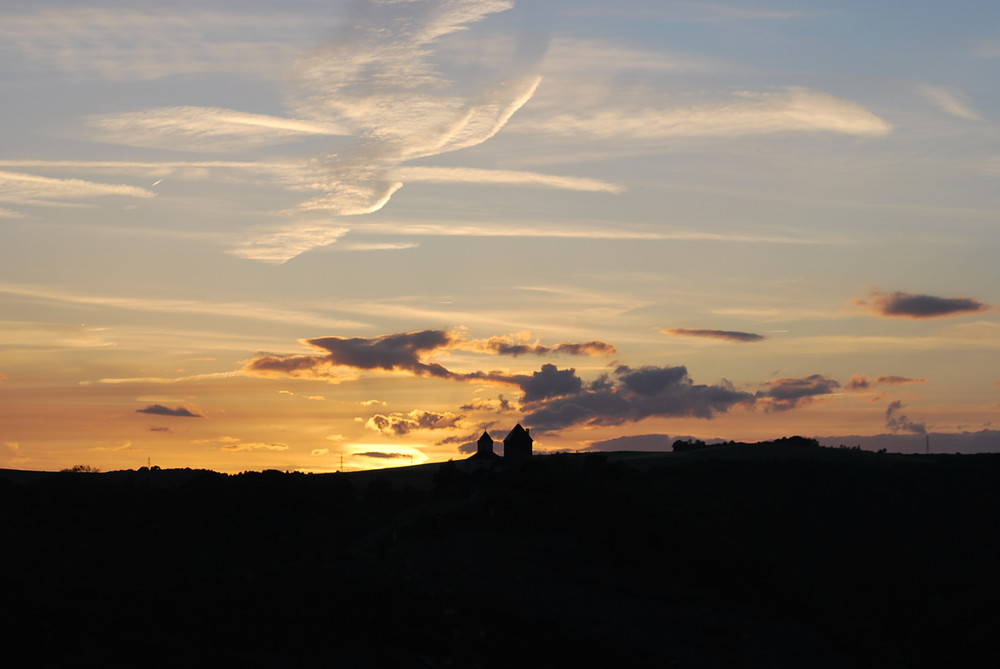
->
[848,374,929,390]
[397,166,623,193]
[136,404,201,418]
[0,282,365,330]
[517,87,891,142]
[662,328,765,343]
[0,170,155,208]
[87,107,348,153]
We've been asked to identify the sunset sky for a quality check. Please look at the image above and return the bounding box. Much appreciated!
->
[2,0,999,473]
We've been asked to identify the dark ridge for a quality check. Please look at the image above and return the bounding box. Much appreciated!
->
[2,447,999,667]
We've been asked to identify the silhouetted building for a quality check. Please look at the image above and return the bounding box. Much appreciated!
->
[468,431,500,462]
[503,423,533,464]
[464,424,533,467]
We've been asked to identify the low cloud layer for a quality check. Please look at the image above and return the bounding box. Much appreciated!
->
[586,434,671,452]
[662,328,765,343]
[861,291,988,319]
[136,404,201,417]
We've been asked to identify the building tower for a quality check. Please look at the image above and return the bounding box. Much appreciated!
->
[503,423,533,464]
[468,431,500,462]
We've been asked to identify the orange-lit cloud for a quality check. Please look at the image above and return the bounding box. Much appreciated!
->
[365,410,463,436]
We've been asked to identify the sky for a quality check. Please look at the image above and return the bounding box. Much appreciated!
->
[2,0,999,473]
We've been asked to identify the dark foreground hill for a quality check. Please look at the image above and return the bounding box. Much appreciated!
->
[2,444,999,667]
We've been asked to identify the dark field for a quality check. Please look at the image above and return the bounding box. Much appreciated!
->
[2,442,999,667]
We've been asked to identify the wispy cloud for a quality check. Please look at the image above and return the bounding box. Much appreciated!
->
[94,372,244,385]
[915,84,982,121]
[86,107,348,152]
[358,221,823,244]
[568,3,819,23]
[233,0,545,257]
[0,170,154,209]
[397,166,623,193]
[229,223,352,264]
[0,7,307,81]
[516,87,891,142]
[0,282,366,330]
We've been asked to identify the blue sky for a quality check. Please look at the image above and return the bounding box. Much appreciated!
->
[1,0,998,472]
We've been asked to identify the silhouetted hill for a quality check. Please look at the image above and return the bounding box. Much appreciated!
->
[2,447,999,667]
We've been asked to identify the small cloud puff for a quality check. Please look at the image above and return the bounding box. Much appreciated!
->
[760,374,839,411]
[859,290,987,319]
[885,400,926,435]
